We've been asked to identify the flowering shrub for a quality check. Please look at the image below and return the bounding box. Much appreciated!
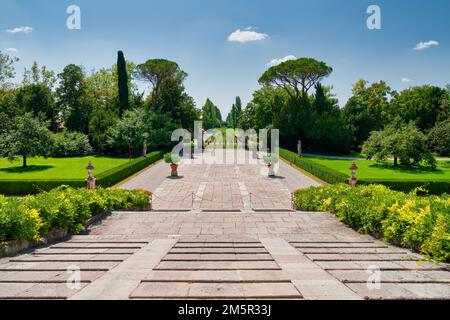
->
[294,184,449,262]
[0,187,150,242]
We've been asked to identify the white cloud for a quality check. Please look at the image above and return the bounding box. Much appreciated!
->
[401,78,413,83]
[227,27,268,43]
[5,48,19,53]
[6,26,33,34]
[267,55,297,67]
[414,40,439,50]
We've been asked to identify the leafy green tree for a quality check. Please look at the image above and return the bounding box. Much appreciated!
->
[0,51,18,88]
[22,61,57,89]
[0,88,21,134]
[202,99,221,129]
[57,64,93,133]
[362,122,436,169]
[89,108,117,153]
[343,80,394,149]
[107,108,146,158]
[52,130,93,157]
[390,85,448,132]
[15,83,56,129]
[117,51,130,114]
[0,113,53,168]
[135,59,187,107]
[428,120,450,156]
[259,58,332,98]
[226,97,243,129]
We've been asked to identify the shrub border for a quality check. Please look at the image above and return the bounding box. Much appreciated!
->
[0,151,164,195]
[280,148,449,195]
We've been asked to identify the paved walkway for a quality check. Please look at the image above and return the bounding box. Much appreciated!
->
[120,150,321,211]
[0,151,449,300]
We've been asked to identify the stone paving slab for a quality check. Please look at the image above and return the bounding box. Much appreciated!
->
[155,260,281,270]
[130,281,302,299]
[144,270,291,282]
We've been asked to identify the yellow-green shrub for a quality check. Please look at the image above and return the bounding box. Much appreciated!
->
[294,184,449,262]
[0,187,150,242]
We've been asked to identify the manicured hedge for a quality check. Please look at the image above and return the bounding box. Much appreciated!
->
[280,148,449,195]
[0,151,164,196]
[279,148,348,184]
[96,151,164,187]
[0,186,151,243]
[294,184,450,262]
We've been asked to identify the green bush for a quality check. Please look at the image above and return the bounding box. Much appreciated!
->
[280,148,449,195]
[52,130,93,157]
[279,148,348,183]
[0,187,150,242]
[294,184,450,262]
[0,151,164,195]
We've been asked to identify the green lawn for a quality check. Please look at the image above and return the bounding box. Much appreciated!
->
[307,157,450,181]
[0,157,132,180]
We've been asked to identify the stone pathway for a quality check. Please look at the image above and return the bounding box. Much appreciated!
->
[0,151,449,300]
[120,150,321,212]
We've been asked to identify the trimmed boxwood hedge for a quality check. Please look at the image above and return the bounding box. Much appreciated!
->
[279,148,348,184]
[280,148,449,195]
[0,151,164,196]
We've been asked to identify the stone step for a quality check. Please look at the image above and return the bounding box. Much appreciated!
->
[306,253,418,261]
[316,260,446,271]
[0,270,104,283]
[297,248,404,254]
[0,261,120,271]
[10,255,127,263]
[155,261,281,270]
[173,243,265,248]
[162,253,273,261]
[329,270,450,283]
[293,244,390,249]
[346,283,450,300]
[130,281,302,299]
[0,282,88,300]
[169,248,269,254]
[144,270,290,282]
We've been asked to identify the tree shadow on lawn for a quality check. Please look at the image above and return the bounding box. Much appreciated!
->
[369,162,444,175]
[0,165,54,174]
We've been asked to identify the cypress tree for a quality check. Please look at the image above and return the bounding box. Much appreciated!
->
[117,50,129,114]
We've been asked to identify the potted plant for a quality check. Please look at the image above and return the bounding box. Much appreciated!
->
[263,154,278,176]
[164,153,181,176]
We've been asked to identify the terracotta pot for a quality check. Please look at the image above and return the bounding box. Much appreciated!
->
[170,163,178,176]
[267,164,275,176]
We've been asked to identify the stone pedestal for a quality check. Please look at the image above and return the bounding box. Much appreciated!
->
[86,177,96,190]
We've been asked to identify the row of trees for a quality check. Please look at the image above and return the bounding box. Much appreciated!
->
[228,57,449,162]
[0,50,204,166]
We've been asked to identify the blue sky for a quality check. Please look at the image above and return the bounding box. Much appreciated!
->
[1,0,449,116]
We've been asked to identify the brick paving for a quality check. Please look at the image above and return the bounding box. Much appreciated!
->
[1,152,449,300]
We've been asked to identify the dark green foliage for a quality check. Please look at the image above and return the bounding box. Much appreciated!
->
[52,130,93,157]
[279,149,348,183]
[15,83,56,129]
[0,113,53,168]
[362,122,436,169]
[428,120,450,156]
[202,98,221,129]
[56,64,92,133]
[117,51,130,115]
[390,85,448,132]
[342,80,393,149]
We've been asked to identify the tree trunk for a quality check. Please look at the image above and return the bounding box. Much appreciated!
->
[394,156,398,166]
[23,155,27,168]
